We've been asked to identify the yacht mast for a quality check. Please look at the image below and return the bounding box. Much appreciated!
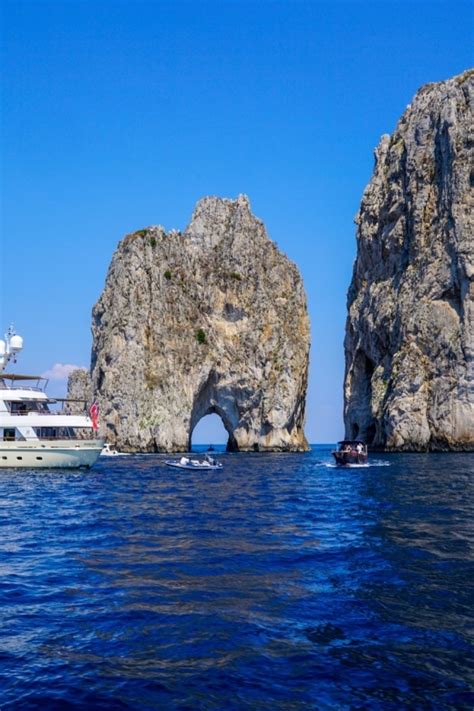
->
[0,326,24,373]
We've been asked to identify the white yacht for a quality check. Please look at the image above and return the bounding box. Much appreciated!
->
[0,327,103,469]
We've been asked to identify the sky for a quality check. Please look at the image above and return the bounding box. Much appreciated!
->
[1,0,472,444]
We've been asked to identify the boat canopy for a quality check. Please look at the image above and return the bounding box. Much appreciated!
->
[337,440,366,446]
[1,374,43,380]
[0,373,49,392]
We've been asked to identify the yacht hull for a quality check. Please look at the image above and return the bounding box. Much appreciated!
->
[0,440,103,469]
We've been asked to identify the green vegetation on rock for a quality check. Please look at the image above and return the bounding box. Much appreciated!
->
[196,328,206,344]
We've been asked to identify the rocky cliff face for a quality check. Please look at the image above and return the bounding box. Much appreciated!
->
[65,369,92,415]
[344,69,473,451]
[82,195,310,452]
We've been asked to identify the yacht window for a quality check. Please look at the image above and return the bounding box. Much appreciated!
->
[10,401,48,414]
[35,427,57,439]
[34,427,73,439]
[3,428,16,441]
[11,402,29,414]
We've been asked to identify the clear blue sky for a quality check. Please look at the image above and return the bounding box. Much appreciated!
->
[1,0,472,443]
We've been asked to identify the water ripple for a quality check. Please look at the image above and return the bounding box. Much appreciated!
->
[0,446,473,709]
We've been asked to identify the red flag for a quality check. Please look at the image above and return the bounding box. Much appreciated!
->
[89,401,99,431]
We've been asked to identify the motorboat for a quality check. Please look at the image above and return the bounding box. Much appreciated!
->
[0,326,103,469]
[165,454,223,471]
[332,440,368,466]
[101,443,131,457]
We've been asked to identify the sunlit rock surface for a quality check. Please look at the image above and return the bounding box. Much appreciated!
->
[65,368,92,415]
[344,69,474,451]
[80,195,310,452]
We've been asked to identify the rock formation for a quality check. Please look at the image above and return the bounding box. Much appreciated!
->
[65,368,92,415]
[344,69,473,451]
[76,195,310,452]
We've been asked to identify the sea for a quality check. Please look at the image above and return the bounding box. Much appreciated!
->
[0,445,473,710]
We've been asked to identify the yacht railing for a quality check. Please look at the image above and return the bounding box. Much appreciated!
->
[0,376,49,391]
[6,409,88,416]
[30,435,100,441]
[1,384,45,392]
[3,435,100,442]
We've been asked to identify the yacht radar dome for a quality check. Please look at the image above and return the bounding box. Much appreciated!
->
[9,335,23,353]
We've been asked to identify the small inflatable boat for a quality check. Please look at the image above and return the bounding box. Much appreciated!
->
[165,455,223,471]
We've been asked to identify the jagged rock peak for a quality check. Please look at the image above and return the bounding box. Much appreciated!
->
[183,194,264,251]
[344,69,474,451]
[79,195,310,453]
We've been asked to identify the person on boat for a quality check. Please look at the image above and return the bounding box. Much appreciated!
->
[180,456,189,465]
[356,443,363,454]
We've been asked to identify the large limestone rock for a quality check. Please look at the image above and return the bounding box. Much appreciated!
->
[86,195,310,452]
[344,69,473,451]
[65,368,92,415]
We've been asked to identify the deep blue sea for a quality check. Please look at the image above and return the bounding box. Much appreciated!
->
[1,445,473,710]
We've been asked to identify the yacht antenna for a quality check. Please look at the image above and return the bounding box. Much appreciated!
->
[0,325,24,372]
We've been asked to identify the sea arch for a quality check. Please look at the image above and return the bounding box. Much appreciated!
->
[188,371,239,451]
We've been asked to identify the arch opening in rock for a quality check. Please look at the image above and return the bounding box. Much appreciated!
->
[189,373,239,452]
[189,406,238,452]
[190,412,228,451]
[366,423,377,445]
[345,350,377,443]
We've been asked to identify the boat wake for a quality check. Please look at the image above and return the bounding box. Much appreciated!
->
[321,460,391,469]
